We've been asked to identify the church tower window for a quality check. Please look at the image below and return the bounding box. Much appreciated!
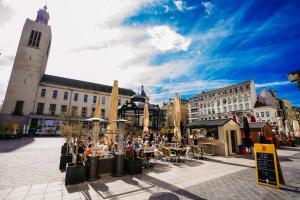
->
[28,30,42,48]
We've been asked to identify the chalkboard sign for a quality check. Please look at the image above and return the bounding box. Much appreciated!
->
[254,144,280,188]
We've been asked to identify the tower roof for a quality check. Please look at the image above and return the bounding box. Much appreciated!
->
[36,5,49,25]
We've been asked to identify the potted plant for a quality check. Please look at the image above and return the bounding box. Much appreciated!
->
[65,120,87,185]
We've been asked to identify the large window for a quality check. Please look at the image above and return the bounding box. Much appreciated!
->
[61,105,67,114]
[93,96,97,103]
[28,30,42,48]
[64,92,68,100]
[256,112,259,117]
[245,103,250,110]
[102,97,105,104]
[41,88,46,97]
[234,104,237,111]
[14,101,24,115]
[223,106,227,112]
[91,108,95,117]
[74,93,78,101]
[71,106,77,116]
[266,111,270,117]
[206,127,218,139]
[49,104,56,115]
[261,112,265,117]
[228,105,232,112]
[52,90,58,99]
[239,104,244,110]
[84,94,88,102]
[36,103,44,114]
[81,107,87,117]
[101,109,105,118]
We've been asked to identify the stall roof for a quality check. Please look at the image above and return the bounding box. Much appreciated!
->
[240,122,270,129]
[187,119,233,128]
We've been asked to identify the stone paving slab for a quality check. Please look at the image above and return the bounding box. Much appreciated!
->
[0,138,300,200]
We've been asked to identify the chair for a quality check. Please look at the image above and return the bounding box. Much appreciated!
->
[162,147,177,162]
[193,146,204,160]
[182,147,191,164]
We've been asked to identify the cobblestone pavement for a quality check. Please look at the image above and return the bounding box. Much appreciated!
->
[0,137,299,200]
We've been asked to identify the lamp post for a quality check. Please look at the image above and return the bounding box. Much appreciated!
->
[112,119,127,177]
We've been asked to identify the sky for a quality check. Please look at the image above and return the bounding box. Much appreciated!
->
[0,0,299,106]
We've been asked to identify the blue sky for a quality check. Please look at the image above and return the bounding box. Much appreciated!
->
[123,0,300,105]
[0,0,299,106]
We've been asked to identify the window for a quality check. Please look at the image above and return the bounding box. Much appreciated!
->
[14,101,24,115]
[208,109,211,114]
[74,93,78,101]
[228,105,232,112]
[239,104,244,110]
[244,96,249,101]
[28,30,42,48]
[238,96,242,102]
[233,97,237,103]
[93,96,97,103]
[217,100,220,106]
[261,112,265,117]
[266,111,270,117]
[49,104,56,115]
[206,127,218,139]
[64,92,68,100]
[61,105,67,114]
[256,112,259,117]
[91,108,95,117]
[223,99,226,104]
[52,90,58,99]
[41,88,46,97]
[212,108,215,114]
[36,103,44,114]
[83,94,88,102]
[118,99,121,106]
[81,107,87,117]
[217,107,221,113]
[224,106,227,112]
[234,104,237,111]
[101,109,105,118]
[245,103,250,110]
[71,106,77,116]
[102,97,105,104]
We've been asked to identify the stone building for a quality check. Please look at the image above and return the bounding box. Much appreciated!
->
[0,6,135,133]
[161,98,189,129]
[188,80,256,123]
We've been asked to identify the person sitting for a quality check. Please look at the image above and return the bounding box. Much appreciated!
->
[85,144,92,157]
[133,139,141,150]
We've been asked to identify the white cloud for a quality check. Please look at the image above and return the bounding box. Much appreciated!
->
[255,81,292,88]
[148,25,191,51]
[202,1,214,15]
[174,0,184,12]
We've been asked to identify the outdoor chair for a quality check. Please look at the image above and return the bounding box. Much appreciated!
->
[193,146,204,160]
[162,147,177,162]
[181,147,192,164]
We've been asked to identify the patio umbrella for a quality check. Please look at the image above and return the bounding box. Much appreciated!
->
[173,93,182,144]
[107,80,119,145]
[142,102,149,138]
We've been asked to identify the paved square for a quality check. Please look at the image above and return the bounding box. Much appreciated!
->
[0,137,299,200]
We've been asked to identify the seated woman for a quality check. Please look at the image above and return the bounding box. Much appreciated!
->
[85,144,92,157]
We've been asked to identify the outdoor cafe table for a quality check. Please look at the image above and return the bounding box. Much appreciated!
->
[169,147,186,162]
[199,143,217,156]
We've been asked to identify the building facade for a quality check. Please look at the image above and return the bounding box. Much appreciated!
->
[0,7,135,133]
[162,98,189,129]
[188,80,256,123]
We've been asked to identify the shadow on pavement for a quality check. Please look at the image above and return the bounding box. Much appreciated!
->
[280,184,300,194]
[0,137,35,153]
[149,192,180,200]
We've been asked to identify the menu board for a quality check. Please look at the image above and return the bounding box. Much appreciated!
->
[254,144,280,188]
